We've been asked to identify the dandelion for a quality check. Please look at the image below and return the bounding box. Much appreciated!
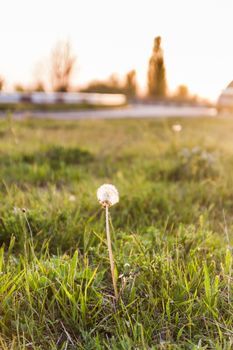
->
[13,207,21,215]
[97,184,119,207]
[68,195,76,202]
[172,124,182,132]
[97,184,119,299]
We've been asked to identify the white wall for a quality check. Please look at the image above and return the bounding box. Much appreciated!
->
[0,92,127,106]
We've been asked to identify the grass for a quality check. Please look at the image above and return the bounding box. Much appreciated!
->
[0,115,233,348]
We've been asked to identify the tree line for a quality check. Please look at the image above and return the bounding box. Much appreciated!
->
[0,37,194,101]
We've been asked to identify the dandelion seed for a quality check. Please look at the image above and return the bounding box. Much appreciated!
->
[97,184,119,207]
[13,207,21,215]
[13,207,28,215]
[172,124,182,132]
[69,195,76,202]
[97,184,119,300]
[124,263,130,268]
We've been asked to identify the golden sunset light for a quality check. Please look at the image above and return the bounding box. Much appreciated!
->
[2,1,233,347]
[1,0,233,100]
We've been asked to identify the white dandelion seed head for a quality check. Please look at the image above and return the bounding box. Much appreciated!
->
[69,195,76,202]
[124,263,130,268]
[13,207,28,215]
[13,207,21,215]
[172,124,182,132]
[97,184,119,207]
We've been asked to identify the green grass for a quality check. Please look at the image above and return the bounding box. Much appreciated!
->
[0,115,233,348]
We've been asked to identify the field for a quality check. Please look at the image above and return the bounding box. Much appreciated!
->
[1,115,233,349]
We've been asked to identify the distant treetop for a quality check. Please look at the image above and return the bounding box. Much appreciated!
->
[227,81,233,88]
[147,36,167,98]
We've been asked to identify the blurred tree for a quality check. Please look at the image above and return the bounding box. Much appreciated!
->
[14,84,25,92]
[32,61,46,92]
[148,36,167,98]
[81,82,122,94]
[34,82,45,92]
[50,40,76,92]
[81,74,124,94]
[109,73,120,88]
[175,85,189,99]
[125,70,137,98]
[0,76,4,91]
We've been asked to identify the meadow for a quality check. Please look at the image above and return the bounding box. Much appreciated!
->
[0,115,233,349]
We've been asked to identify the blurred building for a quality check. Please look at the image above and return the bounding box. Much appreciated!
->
[217,81,233,113]
[0,92,127,107]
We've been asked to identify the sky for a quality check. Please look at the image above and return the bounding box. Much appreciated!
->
[0,0,233,101]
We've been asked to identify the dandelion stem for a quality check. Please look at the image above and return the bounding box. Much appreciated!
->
[223,209,232,304]
[105,205,118,300]
[24,212,33,242]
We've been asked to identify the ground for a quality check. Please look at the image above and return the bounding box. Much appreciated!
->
[0,116,233,349]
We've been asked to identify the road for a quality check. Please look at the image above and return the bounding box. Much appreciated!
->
[1,104,217,120]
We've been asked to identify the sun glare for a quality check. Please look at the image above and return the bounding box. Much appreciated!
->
[0,0,233,100]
